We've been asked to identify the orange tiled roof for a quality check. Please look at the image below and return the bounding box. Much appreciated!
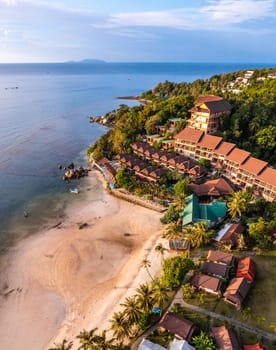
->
[256,167,276,187]
[190,178,234,197]
[226,148,251,164]
[214,141,236,156]
[239,157,267,176]
[175,127,204,144]
[195,95,223,104]
[243,344,264,350]
[197,134,223,150]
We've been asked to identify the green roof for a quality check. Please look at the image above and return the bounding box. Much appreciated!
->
[162,139,174,143]
[181,194,227,227]
[169,118,182,122]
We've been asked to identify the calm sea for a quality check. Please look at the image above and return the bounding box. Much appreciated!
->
[0,62,273,250]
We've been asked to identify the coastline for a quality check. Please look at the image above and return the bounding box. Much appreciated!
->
[0,170,165,350]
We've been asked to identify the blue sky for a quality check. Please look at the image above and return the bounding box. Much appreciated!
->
[0,0,276,63]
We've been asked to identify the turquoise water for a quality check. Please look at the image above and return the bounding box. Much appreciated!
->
[0,62,273,250]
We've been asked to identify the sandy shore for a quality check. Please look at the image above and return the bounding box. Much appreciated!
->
[0,171,166,350]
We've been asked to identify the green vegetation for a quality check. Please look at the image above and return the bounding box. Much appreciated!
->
[192,330,216,350]
[161,256,194,289]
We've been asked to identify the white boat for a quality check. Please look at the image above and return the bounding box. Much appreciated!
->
[70,188,79,194]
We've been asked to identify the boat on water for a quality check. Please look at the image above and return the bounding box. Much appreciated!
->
[69,188,79,194]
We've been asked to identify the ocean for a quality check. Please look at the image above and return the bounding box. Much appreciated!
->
[0,62,273,251]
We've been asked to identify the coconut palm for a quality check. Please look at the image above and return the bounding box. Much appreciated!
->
[227,190,249,219]
[154,243,167,264]
[141,258,153,280]
[135,283,154,313]
[109,311,130,341]
[49,339,73,350]
[151,279,169,311]
[185,222,211,248]
[77,328,98,350]
[162,222,183,240]
[120,296,141,326]
[92,330,115,350]
[192,330,216,350]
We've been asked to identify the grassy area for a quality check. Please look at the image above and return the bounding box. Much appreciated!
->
[235,254,276,333]
[239,329,276,350]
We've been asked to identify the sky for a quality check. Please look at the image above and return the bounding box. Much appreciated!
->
[0,0,276,63]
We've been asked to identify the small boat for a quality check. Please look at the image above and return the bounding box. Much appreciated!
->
[70,188,79,194]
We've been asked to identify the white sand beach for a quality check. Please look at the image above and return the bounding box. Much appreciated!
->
[0,171,166,350]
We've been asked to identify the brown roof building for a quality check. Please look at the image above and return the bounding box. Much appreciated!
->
[200,261,229,279]
[214,223,245,248]
[190,178,234,198]
[207,250,235,266]
[195,134,223,160]
[224,277,251,310]
[159,312,196,341]
[175,128,204,158]
[212,326,240,350]
[191,274,222,295]
[236,257,256,282]
[255,167,276,202]
[188,95,232,134]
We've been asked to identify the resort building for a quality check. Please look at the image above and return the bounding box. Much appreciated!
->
[214,223,245,249]
[159,312,196,341]
[190,178,234,199]
[138,339,167,350]
[212,326,240,350]
[181,194,227,227]
[200,261,229,279]
[169,338,195,350]
[236,257,256,282]
[224,277,251,310]
[174,127,276,202]
[187,95,232,134]
[191,274,222,295]
[207,250,235,267]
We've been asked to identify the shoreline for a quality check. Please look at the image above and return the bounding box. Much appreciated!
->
[0,170,166,350]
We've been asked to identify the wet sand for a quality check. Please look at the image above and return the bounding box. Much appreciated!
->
[0,171,165,350]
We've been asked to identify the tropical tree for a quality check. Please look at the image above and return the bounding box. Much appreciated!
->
[109,311,130,341]
[141,258,153,280]
[174,177,191,200]
[241,306,252,321]
[227,190,250,219]
[91,330,115,350]
[184,222,214,248]
[192,330,216,350]
[135,283,154,313]
[154,243,167,264]
[120,296,141,326]
[49,339,73,350]
[161,256,194,289]
[151,278,169,311]
[182,283,194,300]
[77,328,98,350]
[162,222,183,240]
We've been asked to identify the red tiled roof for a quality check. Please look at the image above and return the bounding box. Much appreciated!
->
[226,148,251,164]
[219,223,245,247]
[256,167,276,187]
[175,127,204,144]
[207,250,234,266]
[212,326,240,350]
[190,178,234,197]
[214,141,236,156]
[195,95,223,104]
[236,257,256,282]
[197,134,223,150]
[239,157,267,176]
[191,274,221,293]
[159,312,196,341]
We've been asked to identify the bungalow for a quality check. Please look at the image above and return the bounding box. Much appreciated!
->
[224,277,251,310]
[159,312,196,341]
[191,274,222,295]
[188,164,207,178]
[236,257,256,282]
[190,178,234,198]
[169,338,195,350]
[200,261,229,279]
[212,326,240,350]
[181,194,227,228]
[214,223,245,249]
[138,339,167,350]
[169,239,190,251]
[207,250,235,267]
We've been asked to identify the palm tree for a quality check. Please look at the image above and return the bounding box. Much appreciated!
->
[185,222,211,248]
[49,339,73,350]
[141,258,153,280]
[162,222,183,240]
[227,190,249,219]
[109,311,130,341]
[151,279,169,311]
[120,296,141,326]
[135,283,154,313]
[77,328,98,350]
[154,243,167,264]
[192,330,216,350]
[92,330,115,350]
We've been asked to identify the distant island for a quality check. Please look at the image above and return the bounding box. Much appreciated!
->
[65,58,106,64]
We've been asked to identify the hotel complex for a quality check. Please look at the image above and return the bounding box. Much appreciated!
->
[174,96,276,202]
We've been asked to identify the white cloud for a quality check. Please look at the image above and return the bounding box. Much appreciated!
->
[0,28,10,36]
[202,0,275,23]
[92,0,276,32]
[0,0,17,4]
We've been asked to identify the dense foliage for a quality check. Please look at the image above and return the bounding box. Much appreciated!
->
[161,256,194,289]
